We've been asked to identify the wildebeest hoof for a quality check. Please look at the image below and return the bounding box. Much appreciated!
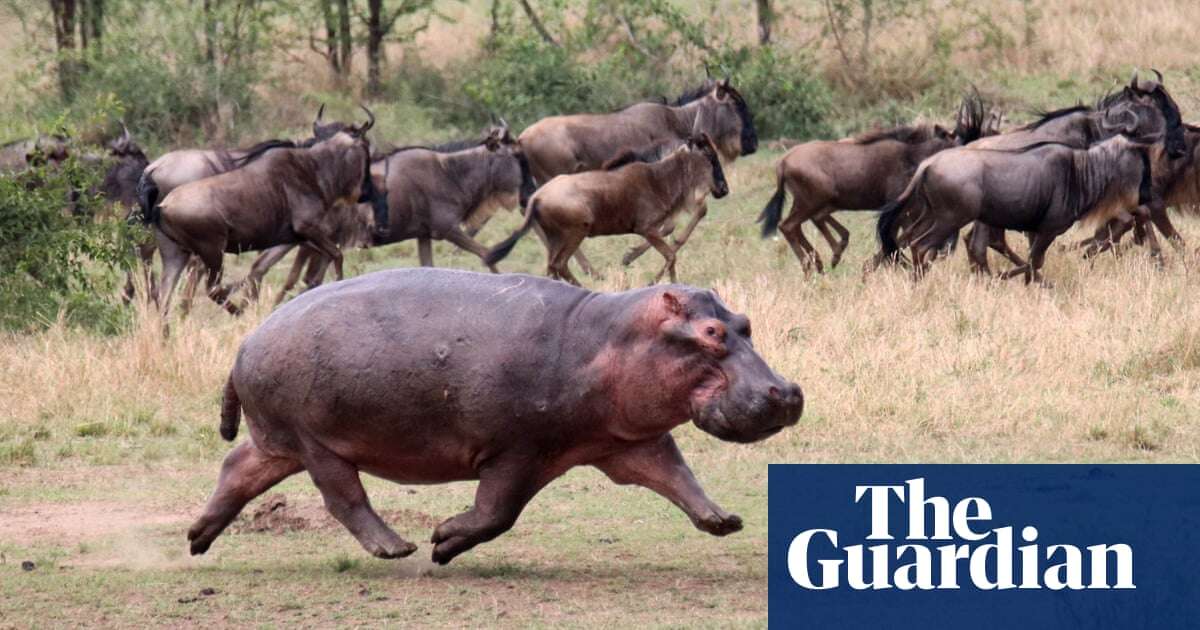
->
[430,539,463,565]
[695,512,743,536]
[187,525,213,556]
[370,540,418,559]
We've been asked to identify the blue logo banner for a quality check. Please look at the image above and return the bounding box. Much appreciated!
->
[768,465,1200,629]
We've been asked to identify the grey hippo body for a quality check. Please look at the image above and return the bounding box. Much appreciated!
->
[188,268,802,564]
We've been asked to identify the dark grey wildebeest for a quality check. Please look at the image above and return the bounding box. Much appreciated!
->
[876,135,1155,283]
[146,115,387,319]
[242,125,535,304]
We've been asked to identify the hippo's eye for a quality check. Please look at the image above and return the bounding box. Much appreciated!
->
[705,326,717,337]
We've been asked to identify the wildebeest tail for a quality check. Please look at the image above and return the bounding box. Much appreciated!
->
[219,374,241,442]
[484,198,540,266]
[757,173,788,238]
[875,166,927,260]
[135,170,160,225]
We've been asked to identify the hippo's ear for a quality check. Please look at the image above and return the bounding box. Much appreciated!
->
[662,291,686,317]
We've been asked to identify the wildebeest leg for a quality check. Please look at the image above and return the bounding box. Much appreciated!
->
[592,434,741,536]
[418,237,433,267]
[187,440,304,555]
[666,203,709,256]
[813,213,850,268]
[1084,211,1137,259]
[198,250,242,316]
[440,225,501,273]
[1134,208,1164,262]
[179,259,204,317]
[242,244,297,302]
[274,247,314,306]
[305,445,418,559]
[551,232,586,286]
[641,231,678,284]
[987,226,1026,269]
[778,209,824,273]
[621,220,675,267]
[532,222,596,277]
[302,251,332,289]
[1149,202,1185,251]
[154,231,190,321]
[430,461,546,565]
[965,223,992,275]
[303,236,344,281]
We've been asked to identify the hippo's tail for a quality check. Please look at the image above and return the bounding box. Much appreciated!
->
[484,197,540,267]
[219,374,241,442]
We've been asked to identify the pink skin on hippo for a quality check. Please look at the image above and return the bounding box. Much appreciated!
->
[187,268,803,565]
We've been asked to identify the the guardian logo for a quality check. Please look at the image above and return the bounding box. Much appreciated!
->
[787,478,1135,591]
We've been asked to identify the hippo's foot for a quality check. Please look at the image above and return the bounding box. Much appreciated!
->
[694,512,743,537]
[366,536,418,560]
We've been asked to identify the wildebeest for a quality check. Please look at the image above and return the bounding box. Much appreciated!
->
[0,132,70,173]
[485,133,728,285]
[757,93,988,272]
[236,124,535,303]
[187,268,802,564]
[518,78,756,275]
[1076,122,1200,257]
[146,111,386,318]
[876,135,1155,283]
[954,71,1188,270]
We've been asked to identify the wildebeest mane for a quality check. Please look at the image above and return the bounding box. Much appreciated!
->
[373,137,486,162]
[1021,105,1092,131]
[851,125,940,145]
[673,82,715,107]
[227,139,298,170]
[610,96,669,112]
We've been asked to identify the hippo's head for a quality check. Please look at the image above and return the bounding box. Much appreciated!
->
[647,289,803,443]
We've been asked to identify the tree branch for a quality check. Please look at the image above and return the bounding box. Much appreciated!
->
[517,0,559,47]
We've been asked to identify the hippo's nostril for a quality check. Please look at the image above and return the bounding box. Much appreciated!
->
[768,386,781,401]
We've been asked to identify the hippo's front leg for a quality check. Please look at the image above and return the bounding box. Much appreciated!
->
[592,434,743,536]
[430,461,548,565]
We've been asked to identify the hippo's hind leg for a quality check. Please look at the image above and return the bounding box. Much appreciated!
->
[593,434,742,536]
[304,445,418,559]
[188,440,304,555]
[430,462,546,565]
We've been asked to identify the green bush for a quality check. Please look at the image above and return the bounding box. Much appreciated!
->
[707,46,834,141]
[0,158,132,333]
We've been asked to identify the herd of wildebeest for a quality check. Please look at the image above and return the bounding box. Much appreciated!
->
[4,71,1196,316]
[7,70,1198,566]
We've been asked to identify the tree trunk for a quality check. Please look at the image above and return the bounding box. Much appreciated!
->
[366,0,383,95]
[320,0,340,73]
[517,0,558,47]
[336,0,352,76]
[48,0,80,100]
[755,0,772,46]
[203,0,216,66]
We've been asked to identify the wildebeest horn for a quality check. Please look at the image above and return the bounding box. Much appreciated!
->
[704,62,712,78]
[1103,109,1138,134]
[498,116,509,130]
[1152,68,1164,84]
[359,105,375,133]
[1129,70,1139,89]
[315,104,325,124]
[120,120,131,142]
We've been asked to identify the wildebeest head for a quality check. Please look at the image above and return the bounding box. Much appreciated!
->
[336,106,389,234]
[107,122,146,161]
[1126,70,1186,158]
[482,121,536,207]
[649,288,802,443]
[687,133,729,199]
[681,78,758,161]
[26,131,70,168]
[311,103,356,143]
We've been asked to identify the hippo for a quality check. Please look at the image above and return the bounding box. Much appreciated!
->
[187,268,803,565]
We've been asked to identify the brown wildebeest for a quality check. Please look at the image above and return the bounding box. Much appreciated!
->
[876,135,1155,283]
[518,78,756,275]
[485,134,728,285]
[757,93,989,272]
[146,111,386,319]
[187,268,802,563]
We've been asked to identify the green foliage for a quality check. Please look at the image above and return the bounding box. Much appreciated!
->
[707,46,834,141]
[0,157,132,333]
